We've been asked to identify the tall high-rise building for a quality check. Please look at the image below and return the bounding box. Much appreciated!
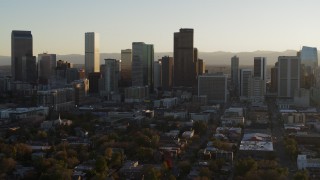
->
[299,46,318,89]
[66,68,80,84]
[11,30,34,82]
[131,42,154,92]
[231,56,239,90]
[249,77,266,102]
[278,56,300,98]
[85,32,100,75]
[104,59,120,94]
[56,60,72,80]
[174,28,198,87]
[22,56,37,83]
[198,74,228,104]
[120,49,132,87]
[239,69,252,98]
[38,53,56,84]
[198,59,205,75]
[251,57,267,101]
[154,60,162,90]
[88,72,102,94]
[161,56,174,91]
[300,46,318,70]
[270,62,278,93]
[254,57,266,80]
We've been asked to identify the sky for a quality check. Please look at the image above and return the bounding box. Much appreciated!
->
[1,0,320,56]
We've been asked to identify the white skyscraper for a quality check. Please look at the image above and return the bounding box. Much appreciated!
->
[85,32,100,75]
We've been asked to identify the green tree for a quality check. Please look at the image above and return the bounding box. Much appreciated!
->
[14,143,32,161]
[284,137,298,160]
[235,158,258,177]
[143,165,161,180]
[178,160,191,176]
[199,167,212,178]
[294,170,309,180]
[95,156,108,173]
[193,121,207,136]
[39,163,72,180]
[0,158,16,174]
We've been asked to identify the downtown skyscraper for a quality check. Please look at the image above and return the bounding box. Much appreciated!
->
[11,30,36,83]
[173,28,198,88]
[278,56,300,98]
[161,56,174,91]
[131,42,154,92]
[104,59,120,94]
[231,56,239,93]
[298,46,318,89]
[38,53,56,84]
[250,57,267,101]
[85,32,100,75]
[120,49,132,87]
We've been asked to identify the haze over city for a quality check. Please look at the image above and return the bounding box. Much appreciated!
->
[1,0,320,56]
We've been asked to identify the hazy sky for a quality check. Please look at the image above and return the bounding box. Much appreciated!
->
[1,0,320,56]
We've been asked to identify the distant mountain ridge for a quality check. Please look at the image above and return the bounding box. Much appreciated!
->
[2,50,318,66]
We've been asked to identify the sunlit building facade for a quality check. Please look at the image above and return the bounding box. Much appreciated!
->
[85,32,100,75]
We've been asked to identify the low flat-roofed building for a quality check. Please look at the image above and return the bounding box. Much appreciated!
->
[190,113,210,123]
[0,106,49,120]
[154,97,178,109]
[119,161,144,180]
[164,111,187,120]
[298,154,320,170]
[221,116,245,126]
[294,133,320,145]
[182,130,194,139]
[108,111,135,118]
[224,107,243,117]
[282,112,306,125]
[239,133,274,159]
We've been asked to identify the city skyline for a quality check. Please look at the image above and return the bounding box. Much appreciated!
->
[1,0,320,56]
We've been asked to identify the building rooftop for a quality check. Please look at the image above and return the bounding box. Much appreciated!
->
[239,141,273,151]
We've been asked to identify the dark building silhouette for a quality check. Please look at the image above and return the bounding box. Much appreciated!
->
[24,56,37,83]
[56,60,72,79]
[132,42,154,92]
[270,62,278,93]
[11,30,35,82]
[38,53,56,84]
[66,68,80,83]
[88,72,102,94]
[161,56,174,91]
[254,57,266,80]
[174,28,198,87]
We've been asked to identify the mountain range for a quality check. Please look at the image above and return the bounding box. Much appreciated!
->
[1,50,314,66]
